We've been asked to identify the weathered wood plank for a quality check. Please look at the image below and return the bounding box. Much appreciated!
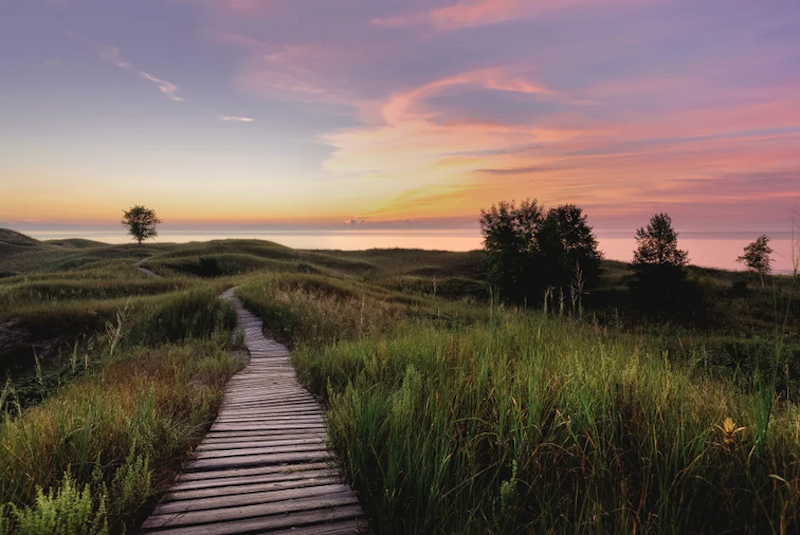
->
[142,493,361,531]
[166,474,342,501]
[153,482,353,515]
[209,424,327,433]
[175,461,333,484]
[168,469,338,498]
[195,436,325,451]
[266,520,367,535]
[194,441,328,459]
[186,450,334,472]
[194,443,329,460]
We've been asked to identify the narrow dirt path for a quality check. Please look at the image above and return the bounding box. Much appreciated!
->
[135,258,161,279]
[140,288,371,535]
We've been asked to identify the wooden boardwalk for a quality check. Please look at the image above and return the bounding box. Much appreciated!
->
[140,288,370,535]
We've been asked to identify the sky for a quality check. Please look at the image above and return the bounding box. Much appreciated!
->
[1,0,798,234]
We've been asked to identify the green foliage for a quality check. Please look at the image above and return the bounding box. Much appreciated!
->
[297,314,800,534]
[480,199,542,303]
[629,213,702,317]
[126,288,236,346]
[120,206,161,245]
[545,204,602,286]
[108,448,151,523]
[737,235,774,284]
[633,213,688,267]
[1,228,797,535]
[0,279,188,308]
[235,274,409,346]
[142,254,314,278]
[3,472,108,535]
[0,339,242,534]
[480,200,601,304]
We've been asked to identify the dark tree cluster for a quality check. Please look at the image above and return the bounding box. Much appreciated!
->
[481,204,715,319]
[480,200,601,305]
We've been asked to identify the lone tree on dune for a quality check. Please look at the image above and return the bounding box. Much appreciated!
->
[737,234,773,286]
[633,213,688,267]
[122,205,161,245]
[629,213,701,317]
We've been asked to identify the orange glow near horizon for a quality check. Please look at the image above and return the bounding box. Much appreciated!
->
[1,0,798,233]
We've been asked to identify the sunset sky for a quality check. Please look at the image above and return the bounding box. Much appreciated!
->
[1,0,798,233]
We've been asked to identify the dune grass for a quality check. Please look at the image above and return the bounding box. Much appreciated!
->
[235,273,487,348]
[234,270,799,534]
[0,290,241,534]
[1,230,798,534]
[290,311,800,534]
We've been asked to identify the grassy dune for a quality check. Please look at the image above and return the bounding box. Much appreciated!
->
[0,229,798,533]
[235,273,799,534]
[0,286,240,533]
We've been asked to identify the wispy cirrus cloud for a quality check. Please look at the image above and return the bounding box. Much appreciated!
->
[217,114,255,122]
[93,42,183,101]
[233,42,358,105]
[138,71,183,101]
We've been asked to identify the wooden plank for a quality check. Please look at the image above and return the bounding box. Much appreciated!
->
[215,407,323,418]
[194,443,329,460]
[152,484,355,516]
[220,400,319,409]
[195,436,325,451]
[145,504,365,535]
[203,430,326,440]
[209,426,328,434]
[216,414,325,429]
[167,474,341,501]
[185,450,334,471]
[169,468,337,494]
[215,412,324,421]
[199,430,326,442]
[267,520,368,535]
[142,493,360,531]
[175,462,332,484]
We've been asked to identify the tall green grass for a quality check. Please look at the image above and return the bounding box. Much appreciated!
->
[235,273,484,347]
[293,313,799,534]
[0,289,242,534]
[0,279,190,308]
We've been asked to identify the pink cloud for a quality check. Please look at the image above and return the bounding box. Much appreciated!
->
[374,0,656,31]
[85,39,184,102]
[227,39,360,104]
[139,71,183,101]
[217,114,255,122]
[381,67,558,126]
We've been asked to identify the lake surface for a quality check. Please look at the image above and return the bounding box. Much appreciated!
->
[19,228,798,274]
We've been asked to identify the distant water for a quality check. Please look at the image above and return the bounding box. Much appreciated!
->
[19,228,798,274]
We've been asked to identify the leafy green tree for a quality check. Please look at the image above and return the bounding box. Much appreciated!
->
[480,200,543,303]
[544,204,602,287]
[633,213,688,267]
[629,213,701,317]
[480,200,601,304]
[737,235,773,286]
[121,206,161,245]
